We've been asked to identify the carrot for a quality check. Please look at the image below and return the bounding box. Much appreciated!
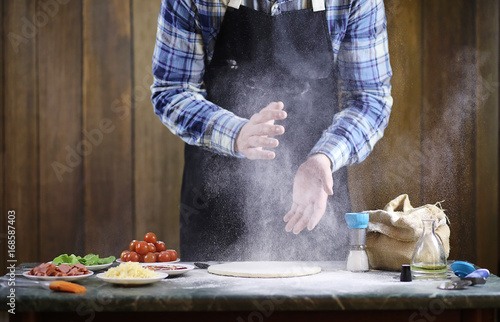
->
[49,281,86,293]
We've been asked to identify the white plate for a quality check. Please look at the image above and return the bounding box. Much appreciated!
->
[116,258,180,264]
[85,262,114,271]
[23,271,93,281]
[140,263,195,276]
[95,272,168,285]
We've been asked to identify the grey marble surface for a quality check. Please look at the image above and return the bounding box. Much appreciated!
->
[1,261,499,313]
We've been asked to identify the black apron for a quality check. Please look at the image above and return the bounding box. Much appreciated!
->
[180,4,350,261]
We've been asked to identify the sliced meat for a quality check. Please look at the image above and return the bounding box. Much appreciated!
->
[68,267,80,276]
[28,262,89,277]
[75,263,86,270]
[46,267,57,276]
[32,262,51,275]
[58,264,71,274]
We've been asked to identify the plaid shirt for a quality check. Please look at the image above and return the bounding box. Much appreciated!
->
[151,0,393,173]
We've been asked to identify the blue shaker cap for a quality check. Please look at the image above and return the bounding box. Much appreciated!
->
[345,213,369,229]
[451,261,475,278]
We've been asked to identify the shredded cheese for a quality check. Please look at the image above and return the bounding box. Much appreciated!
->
[103,262,159,278]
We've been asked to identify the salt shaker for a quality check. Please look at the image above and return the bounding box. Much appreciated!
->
[345,212,370,272]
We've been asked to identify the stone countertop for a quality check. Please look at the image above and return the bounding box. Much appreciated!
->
[1,261,499,313]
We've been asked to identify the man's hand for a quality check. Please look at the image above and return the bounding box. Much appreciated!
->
[235,102,287,160]
[283,153,333,234]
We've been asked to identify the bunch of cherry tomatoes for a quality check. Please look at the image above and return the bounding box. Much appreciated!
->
[120,232,178,263]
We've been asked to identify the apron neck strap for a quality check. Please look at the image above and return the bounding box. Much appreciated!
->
[312,0,325,12]
[228,0,241,9]
[228,0,325,12]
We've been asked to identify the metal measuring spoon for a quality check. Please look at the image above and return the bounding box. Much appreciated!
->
[438,279,472,290]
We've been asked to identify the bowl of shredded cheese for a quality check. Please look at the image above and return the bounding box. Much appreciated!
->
[97,262,168,285]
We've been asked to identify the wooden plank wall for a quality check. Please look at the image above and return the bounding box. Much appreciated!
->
[82,0,134,256]
[422,1,478,263]
[1,0,498,275]
[475,0,499,279]
[38,0,83,260]
[132,0,184,251]
[0,0,166,273]
[3,0,40,267]
[0,0,5,273]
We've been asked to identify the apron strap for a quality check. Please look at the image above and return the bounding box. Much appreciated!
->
[228,0,241,9]
[229,0,324,12]
[312,0,326,12]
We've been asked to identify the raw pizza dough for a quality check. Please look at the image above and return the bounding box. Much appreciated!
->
[207,261,321,278]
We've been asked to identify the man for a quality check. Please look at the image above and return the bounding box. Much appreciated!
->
[151,0,393,261]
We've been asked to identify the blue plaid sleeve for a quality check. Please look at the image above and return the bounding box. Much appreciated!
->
[151,0,247,157]
[310,0,393,172]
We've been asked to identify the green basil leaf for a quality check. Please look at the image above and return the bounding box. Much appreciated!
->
[97,255,116,265]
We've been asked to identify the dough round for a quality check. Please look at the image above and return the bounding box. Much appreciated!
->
[207,261,321,278]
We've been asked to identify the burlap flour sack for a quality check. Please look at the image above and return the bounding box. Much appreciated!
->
[365,194,450,271]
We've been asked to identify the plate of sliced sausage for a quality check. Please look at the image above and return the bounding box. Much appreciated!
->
[24,262,93,281]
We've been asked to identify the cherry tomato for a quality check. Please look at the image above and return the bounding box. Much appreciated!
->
[148,243,156,253]
[135,241,149,255]
[128,251,140,262]
[144,232,157,244]
[155,241,166,252]
[120,250,130,261]
[122,252,131,262]
[129,240,139,252]
[158,251,170,262]
[137,254,145,262]
[144,252,157,263]
[166,249,178,261]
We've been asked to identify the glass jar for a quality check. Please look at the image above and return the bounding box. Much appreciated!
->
[411,219,447,279]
